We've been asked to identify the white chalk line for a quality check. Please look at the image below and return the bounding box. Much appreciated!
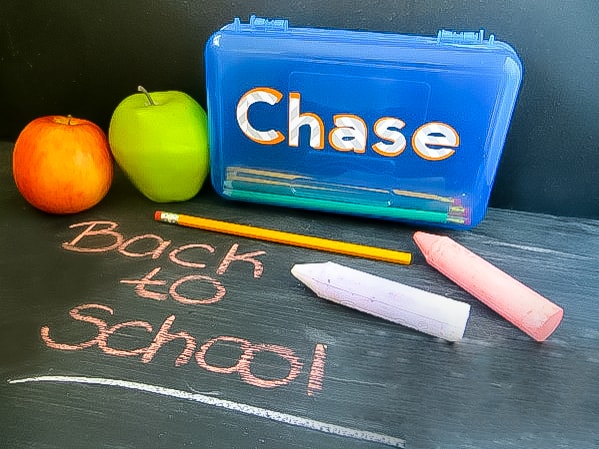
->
[8,375,405,448]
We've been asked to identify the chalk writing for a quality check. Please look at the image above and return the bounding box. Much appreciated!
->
[169,243,215,268]
[196,336,303,388]
[62,220,267,305]
[46,220,328,396]
[120,267,227,305]
[307,343,327,396]
[41,303,322,390]
[62,221,266,278]
[120,267,168,301]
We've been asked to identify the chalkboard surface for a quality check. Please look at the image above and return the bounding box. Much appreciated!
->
[1,141,598,448]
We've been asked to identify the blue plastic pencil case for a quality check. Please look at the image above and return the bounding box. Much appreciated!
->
[205,15,523,229]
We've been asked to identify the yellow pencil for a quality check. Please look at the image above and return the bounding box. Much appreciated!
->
[154,211,412,265]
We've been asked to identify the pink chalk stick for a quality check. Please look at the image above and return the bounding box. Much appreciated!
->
[413,231,563,341]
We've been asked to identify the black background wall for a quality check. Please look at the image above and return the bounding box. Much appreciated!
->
[1,0,597,219]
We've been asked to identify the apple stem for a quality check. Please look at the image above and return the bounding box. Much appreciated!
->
[67,114,73,125]
[137,85,156,106]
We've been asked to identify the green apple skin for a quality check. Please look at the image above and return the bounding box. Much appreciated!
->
[108,90,209,202]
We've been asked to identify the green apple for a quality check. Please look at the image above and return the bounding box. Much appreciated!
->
[108,86,209,202]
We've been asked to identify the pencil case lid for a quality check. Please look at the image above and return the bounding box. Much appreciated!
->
[205,16,523,229]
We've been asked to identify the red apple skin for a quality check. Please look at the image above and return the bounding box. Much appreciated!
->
[12,115,114,214]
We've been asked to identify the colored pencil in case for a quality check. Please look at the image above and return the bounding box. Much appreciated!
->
[225,167,470,223]
[155,211,412,265]
[224,176,392,207]
[413,231,564,341]
[223,187,468,225]
[227,175,466,214]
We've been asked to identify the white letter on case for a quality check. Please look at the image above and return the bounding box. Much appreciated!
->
[412,122,459,161]
[329,115,367,153]
[237,88,285,145]
[372,117,407,157]
[288,92,325,149]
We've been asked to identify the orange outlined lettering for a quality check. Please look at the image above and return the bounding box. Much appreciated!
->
[236,87,285,145]
[328,114,367,153]
[372,117,407,157]
[288,92,325,149]
[412,121,459,161]
[235,87,460,160]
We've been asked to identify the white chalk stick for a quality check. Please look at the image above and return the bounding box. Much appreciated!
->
[291,261,470,341]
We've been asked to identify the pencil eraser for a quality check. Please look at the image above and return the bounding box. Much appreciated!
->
[413,231,564,341]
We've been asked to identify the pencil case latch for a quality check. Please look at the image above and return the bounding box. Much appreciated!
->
[436,29,495,45]
[233,15,289,32]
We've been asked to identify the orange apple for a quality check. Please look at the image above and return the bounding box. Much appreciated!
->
[12,115,114,214]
